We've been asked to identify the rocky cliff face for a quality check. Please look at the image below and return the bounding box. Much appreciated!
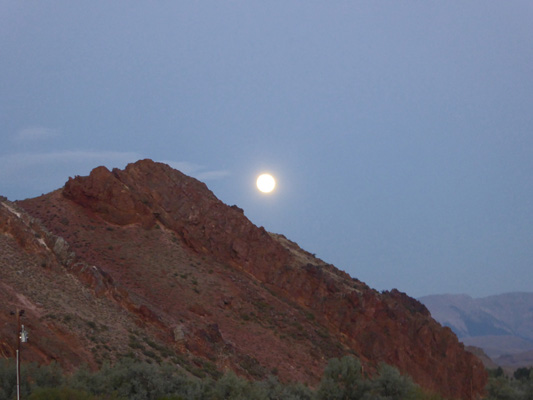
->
[0,159,486,399]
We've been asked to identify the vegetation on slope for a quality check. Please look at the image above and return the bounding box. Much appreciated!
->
[484,367,533,400]
[0,355,445,400]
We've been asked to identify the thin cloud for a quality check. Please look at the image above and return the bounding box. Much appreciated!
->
[0,151,140,175]
[162,160,230,181]
[163,160,203,175]
[196,170,231,180]
[14,127,60,142]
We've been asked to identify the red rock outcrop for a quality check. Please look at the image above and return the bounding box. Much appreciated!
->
[62,161,291,281]
[0,159,486,399]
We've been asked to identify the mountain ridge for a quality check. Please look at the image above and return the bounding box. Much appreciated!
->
[419,292,533,366]
[1,159,486,399]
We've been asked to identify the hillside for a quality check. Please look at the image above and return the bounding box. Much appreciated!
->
[420,293,533,366]
[1,159,486,399]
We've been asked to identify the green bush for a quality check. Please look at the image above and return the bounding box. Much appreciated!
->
[0,359,47,399]
[26,361,64,389]
[316,355,368,399]
[0,358,18,400]
[485,374,533,400]
[0,355,467,400]
[28,387,95,400]
[486,376,520,400]
[70,358,183,400]
[365,363,416,400]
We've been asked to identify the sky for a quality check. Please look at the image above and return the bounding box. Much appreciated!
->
[1,1,532,299]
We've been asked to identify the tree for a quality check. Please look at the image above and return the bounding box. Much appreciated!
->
[514,367,533,381]
[316,356,368,400]
[208,370,268,400]
[256,375,314,400]
[364,363,416,400]
[486,376,519,400]
[26,361,64,389]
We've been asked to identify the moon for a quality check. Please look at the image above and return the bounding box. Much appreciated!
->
[256,173,276,193]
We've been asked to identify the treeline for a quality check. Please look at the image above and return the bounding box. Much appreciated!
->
[485,367,533,400]
[0,355,444,400]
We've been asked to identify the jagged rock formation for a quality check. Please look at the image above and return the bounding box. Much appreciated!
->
[0,159,486,399]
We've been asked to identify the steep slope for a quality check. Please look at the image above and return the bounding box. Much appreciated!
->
[466,346,498,370]
[480,293,533,342]
[420,293,533,360]
[0,159,486,399]
[0,197,146,370]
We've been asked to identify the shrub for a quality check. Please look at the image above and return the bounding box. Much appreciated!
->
[208,371,268,400]
[0,354,459,399]
[365,363,416,400]
[485,376,519,400]
[28,387,95,400]
[316,355,368,400]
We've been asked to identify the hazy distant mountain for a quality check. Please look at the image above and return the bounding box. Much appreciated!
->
[0,159,486,399]
[420,293,533,366]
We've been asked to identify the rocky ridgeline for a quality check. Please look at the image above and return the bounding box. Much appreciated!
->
[0,159,486,399]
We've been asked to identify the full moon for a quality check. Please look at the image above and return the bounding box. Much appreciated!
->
[256,173,276,193]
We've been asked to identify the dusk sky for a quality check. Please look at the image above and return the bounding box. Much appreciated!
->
[1,1,532,298]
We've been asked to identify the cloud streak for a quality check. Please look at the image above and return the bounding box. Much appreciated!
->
[14,126,60,143]
[0,151,141,177]
[162,160,230,181]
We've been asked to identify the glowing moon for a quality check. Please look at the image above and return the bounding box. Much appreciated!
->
[256,173,276,193]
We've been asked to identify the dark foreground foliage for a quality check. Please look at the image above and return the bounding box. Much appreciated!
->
[1,355,446,400]
[484,367,533,400]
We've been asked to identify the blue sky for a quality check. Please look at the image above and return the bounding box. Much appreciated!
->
[1,1,532,298]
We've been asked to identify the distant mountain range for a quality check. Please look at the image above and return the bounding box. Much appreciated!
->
[419,293,533,367]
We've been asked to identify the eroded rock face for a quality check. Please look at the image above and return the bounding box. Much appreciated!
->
[3,159,486,399]
[63,161,291,280]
